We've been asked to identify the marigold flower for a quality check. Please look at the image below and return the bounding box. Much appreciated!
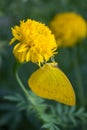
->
[49,12,87,47]
[10,19,57,65]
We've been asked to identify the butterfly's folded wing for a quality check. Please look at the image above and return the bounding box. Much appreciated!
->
[28,63,75,106]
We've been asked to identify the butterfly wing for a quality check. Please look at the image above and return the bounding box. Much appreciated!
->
[28,63,75,106]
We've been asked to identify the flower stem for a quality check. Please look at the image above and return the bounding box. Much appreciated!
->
[15,69,29,97]
[72,47,85,106]
[14,65,43,111]
[15,67,37,105]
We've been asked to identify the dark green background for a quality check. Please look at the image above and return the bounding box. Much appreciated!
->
[0,0,87,130]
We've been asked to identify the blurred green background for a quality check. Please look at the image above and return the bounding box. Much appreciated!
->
[0,0,87,130]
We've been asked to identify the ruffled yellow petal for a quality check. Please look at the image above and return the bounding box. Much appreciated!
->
[10,38,16,45]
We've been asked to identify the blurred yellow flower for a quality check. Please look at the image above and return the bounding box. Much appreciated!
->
[10,19,57,66]
[50,12,87,47]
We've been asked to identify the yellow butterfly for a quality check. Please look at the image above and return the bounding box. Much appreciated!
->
[28,62,76,106]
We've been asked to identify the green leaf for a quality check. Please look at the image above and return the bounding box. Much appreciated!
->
[69,106,76,113]
[56,103,63,115]
[3,94,24,102]
[69,114,77,126]
[42,123,51,129]
[75,107,85,116]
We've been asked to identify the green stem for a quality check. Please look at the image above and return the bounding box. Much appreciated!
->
[14,66,41,111]
[15,69,29,97]
[15,68,35,104]
[72,47,85,106]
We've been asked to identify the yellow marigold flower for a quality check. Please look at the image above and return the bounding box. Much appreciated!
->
[28,62,76,106]
[10,19,57,65]
[49,12,87,47]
